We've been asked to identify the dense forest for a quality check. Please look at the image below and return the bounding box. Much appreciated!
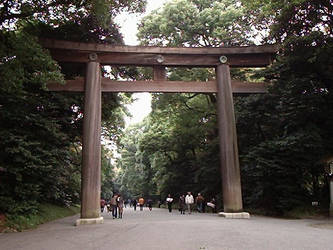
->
[118,0,333,216]
[0,0,146,218]
[1,0,332,221]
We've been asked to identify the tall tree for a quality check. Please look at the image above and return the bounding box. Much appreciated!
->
[0,0,146,215]
[138,0,253,47]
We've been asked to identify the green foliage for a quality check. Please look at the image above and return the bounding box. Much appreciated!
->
[126,0,333,216]
[0,0,144,218]
[118,93,221,203]
[5,203,80,232]
[117,122,157,198]
[0,30,82,214]
[240,0,333,43]
[237,32,333,214]
[138,0,254,46]
[101,146,116,200]
[0,0,147,30]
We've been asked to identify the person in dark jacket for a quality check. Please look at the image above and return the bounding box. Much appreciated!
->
[196,193,204,213]
[147,199,153,211]
[178,194,185,214]
[132,199,137,211]
[110,194,118,219]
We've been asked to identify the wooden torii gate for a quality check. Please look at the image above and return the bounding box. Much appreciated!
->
[41,39,277,224]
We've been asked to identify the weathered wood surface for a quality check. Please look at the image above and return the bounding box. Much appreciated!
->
[216,64,243,213]
[153,66,167,80]
[47,50,273,67]
[40,38,278,54]
[81,61,102,219]
[47,78,268,94]
[40,39,277,67]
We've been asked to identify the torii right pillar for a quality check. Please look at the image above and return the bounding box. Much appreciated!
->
[216,63,250,219]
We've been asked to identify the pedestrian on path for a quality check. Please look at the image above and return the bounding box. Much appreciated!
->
[147,199,153,211]
[110,194,118,219]
[117,194,124,219]
[207,197,217,213]
[196,193,204,213]
[139,197,145,211]
[100,198,106,213]
[178,194,185,214]
[132,199,137,211]
[166,194,173,213]
[185,192,194,214]
[128,199,132,207]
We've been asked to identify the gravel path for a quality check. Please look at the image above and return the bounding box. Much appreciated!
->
[1,207,333,250]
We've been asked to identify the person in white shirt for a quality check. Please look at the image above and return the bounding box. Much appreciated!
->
[166,194,174,212]
[185,192,194,214]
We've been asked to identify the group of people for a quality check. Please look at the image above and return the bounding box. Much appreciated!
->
[166,192,216,214]
[100,194,125,219]
[101,192,216,218]
[131,197,153,211]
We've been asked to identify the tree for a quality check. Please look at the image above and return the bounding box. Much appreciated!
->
[0,0,146,30]
[0,0,146,216]
[236,0,333,214]
[127,0,261,207]
[138,0,253,47]
[131,0,333,215]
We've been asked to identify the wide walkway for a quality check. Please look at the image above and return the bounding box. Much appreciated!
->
[1,207,333,250]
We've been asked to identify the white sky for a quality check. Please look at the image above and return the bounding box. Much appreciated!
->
[116,0,171,127]
[115,0,170,46]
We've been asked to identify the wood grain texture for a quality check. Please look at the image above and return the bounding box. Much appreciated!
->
[216,64,243,213]
[153,66,167,80]
[40,38,278,55]
[47,78,268,94]
[48,50,273,67]
[40,39,277,67]
[81,62,102,219]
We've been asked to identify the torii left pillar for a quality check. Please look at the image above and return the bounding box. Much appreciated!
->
[76,54,104,225]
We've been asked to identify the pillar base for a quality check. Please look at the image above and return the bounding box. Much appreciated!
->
[75,217,104,226]
[218,212,250,219]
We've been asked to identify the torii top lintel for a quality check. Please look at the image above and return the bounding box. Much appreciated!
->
[40,39,278,68]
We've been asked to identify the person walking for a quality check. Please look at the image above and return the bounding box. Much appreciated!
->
[132,199,137,211]
[147,199,153,211]
[196,193,204,213]
[139,197,145,211]
[185,192,194,214]
[128,199,132,207]
[110,194,118,219]
[117,194,124,219]
[100,198,106,213]
[166,194,173,213]
[207,197,217,213]
[178,194,185,214]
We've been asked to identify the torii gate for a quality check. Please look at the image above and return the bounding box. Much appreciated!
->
[41,39,277,224]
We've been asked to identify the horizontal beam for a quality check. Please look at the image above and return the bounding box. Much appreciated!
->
[40,39,277,67]
[48,50,273,67]
[40,38,278,55]
[47,78,267,94]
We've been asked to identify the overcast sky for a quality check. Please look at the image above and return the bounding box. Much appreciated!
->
[115,0,170,46]
[115,0,171,126]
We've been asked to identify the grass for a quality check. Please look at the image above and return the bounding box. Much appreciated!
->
[3,203,80,232]
[284,206,327,219]
[246,206,328,219]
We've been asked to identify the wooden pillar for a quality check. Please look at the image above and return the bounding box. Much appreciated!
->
[153,65,167,80]
[329,180,333,218]
[216,64,243,213]
[81,59,102,219]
